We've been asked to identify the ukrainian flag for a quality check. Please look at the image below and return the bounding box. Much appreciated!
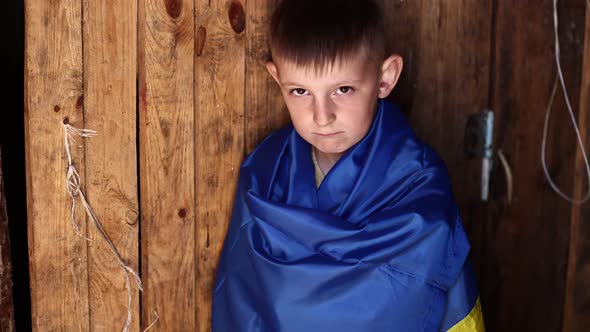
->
[440,260,485,331]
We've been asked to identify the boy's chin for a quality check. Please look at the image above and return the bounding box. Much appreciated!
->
[310,143,350,156]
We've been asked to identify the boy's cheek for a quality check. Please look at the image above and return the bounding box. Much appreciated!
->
[283,98,311,114]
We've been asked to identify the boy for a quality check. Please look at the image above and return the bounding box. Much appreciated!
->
[212,1,484,331]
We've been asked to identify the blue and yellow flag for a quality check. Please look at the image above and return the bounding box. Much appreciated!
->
[212,99,485,331]
[441,260,485,331]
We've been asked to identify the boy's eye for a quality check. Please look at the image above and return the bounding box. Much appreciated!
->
[291,88,309,96]
[336,86,353,95]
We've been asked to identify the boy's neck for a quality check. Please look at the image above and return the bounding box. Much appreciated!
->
[313,147,343,176]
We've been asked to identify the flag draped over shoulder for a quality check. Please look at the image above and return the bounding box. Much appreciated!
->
[212,99,483,331]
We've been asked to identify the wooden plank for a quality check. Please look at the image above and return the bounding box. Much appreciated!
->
[565,3,590,332]
[82,0,139,330]
[244,0,289,154]
[377,0,424,114]
[378,0,493,287]
[488,1,586,330]
[195,1,245,330]
[0,148,15,331]
[138,0,196,329]
[24,0,90,330]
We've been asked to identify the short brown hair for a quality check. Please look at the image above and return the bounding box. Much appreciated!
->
[269,0,386,72]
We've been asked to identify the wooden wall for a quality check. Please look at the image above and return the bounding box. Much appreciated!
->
[24,0,590,331]
[565,3,590,331]
[487,2,587,331]
[0,148,15,331]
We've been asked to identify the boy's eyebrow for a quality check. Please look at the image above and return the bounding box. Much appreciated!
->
[279,81,301,87]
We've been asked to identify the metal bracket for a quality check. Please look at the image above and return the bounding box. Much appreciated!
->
[464,111,494,201]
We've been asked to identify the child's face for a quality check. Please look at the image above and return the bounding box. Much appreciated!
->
[266,54,401,158]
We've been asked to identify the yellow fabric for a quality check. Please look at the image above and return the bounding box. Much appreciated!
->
[447,297,485,332]
[311,149,325,188]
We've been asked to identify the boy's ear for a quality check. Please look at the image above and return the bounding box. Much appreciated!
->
[265,61,281,86]
[378,54,403,98]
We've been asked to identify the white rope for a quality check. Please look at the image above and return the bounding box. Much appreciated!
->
[63,123,143,332]
[497,149,513,205]
[142,310,160,332]
[540,0,590,205]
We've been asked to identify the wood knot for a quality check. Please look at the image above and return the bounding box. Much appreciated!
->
[63,116,69,124]
[196,26,207,57]
[178,208,187,218]
[159,119,170,138]
[54,105,61,112]
[125,210,139,226]
[228,1,245,34]
[165,0,182,19]
[76,95,84,109]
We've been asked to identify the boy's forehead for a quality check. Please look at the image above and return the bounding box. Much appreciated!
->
[274,54,376,82]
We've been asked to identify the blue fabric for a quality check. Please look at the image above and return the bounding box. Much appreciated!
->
[440,260,480,330]
[212,99,471,331]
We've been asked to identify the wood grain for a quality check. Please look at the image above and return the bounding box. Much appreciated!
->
[245,0,289,154]
[195,1,246,331]
[24,0,90,329]
[488,1,586,330]
[0,148,15,331]
[139,0,196,329]
[83,0,140,330]
[565,4,590,332]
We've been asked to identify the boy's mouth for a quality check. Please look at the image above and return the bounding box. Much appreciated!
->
[315,131,342,137]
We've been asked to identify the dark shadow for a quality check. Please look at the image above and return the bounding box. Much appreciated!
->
[0,1,32,331]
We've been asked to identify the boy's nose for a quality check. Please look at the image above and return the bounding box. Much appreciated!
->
[313,98,336,127]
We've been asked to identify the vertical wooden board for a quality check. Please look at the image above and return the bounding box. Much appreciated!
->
[409,0,493,200]
[139,0,195,329]
[378,0,492,284]
[245,0,289,154]
[0,148,15,331]
[83,0,139,330]
[377,0,424,114]
[195,1,245,330]
[566,4,590,332]
[24,0,90,330]
[488,1,586,331]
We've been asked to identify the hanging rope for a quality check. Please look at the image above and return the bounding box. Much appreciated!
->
[540,0,590,205]
[63,122,158,332]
